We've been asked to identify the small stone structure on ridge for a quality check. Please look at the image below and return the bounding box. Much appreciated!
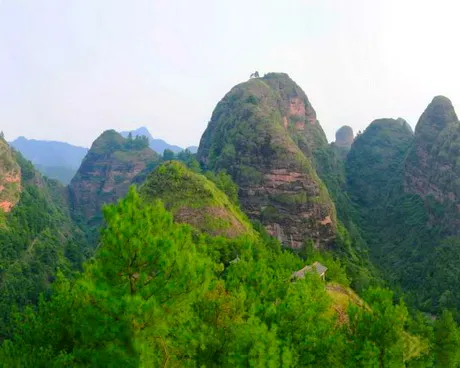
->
[291,261,328,281]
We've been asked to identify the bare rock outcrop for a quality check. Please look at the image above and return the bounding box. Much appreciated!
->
[0,137,21,213]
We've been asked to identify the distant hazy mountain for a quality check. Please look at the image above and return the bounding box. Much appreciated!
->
[186,146,198,153]
[35,164,77,185]
[10,137,88,169]
[10,137,88,184]
[120,127,185,154]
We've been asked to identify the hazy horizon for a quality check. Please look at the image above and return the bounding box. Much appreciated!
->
[1,0,460,148]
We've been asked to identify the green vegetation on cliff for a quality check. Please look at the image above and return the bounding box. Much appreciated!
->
[347,118,413,208]
[345,110,460,315]
[69,129,159,241]
[140,161,254,238]
[198,73,336,248]
[0,143,88,339]
[405,96,460,214]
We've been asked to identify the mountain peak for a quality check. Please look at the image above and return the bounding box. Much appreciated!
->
[132,126,151,135]
[432,95,453,105]
[198,73,336,248]
[405,96,460,205]
[347,117,414,207]
[95,129,123,141]
[262,72,291,80]
[69,130,159,232]
[90,130,126,154]
[334,126,354,148]
[415,95,458,137]
[367,118,413,134]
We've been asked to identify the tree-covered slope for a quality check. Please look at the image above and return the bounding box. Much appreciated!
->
[345,109,460,314]
[0,186,438,367]
[0,140,88,338]
[69,130,159,235]
[198,73,336,248]
[405,96,460,224]
[140,161,254,238]
[347,118,414,208]
[312,130,379,290]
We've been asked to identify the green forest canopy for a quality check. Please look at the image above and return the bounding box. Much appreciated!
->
[1,187,458,367]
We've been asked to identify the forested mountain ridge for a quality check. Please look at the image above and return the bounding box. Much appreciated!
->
[0,138,88,338]
[69,129,159,239]
[405,96,460,212]
[345,99,460,317]
[347,118,414,208]
[198,73,336,249]
[0,184,437,367]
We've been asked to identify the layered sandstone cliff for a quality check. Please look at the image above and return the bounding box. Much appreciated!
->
[0,137,21,213]
[69,130,159,226]
[198,73,336,248]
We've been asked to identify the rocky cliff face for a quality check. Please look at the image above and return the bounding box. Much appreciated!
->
[69,130,159,227]
[0,137,21,213]
[262,73,329,157]
[404,96,460,205]
[197,73,336,248]
[140,161,254,238]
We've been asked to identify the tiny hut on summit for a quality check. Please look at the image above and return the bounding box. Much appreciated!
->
[292,262,328,281]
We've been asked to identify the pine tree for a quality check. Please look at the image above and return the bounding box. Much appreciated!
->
[347,288,408,367]
[434,310,460,367]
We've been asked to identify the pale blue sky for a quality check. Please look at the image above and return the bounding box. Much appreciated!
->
[1,0,460,147]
